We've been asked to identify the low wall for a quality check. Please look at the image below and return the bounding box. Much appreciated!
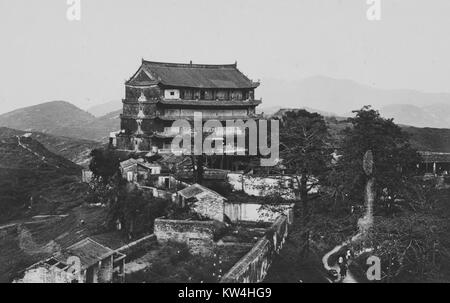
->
[116,234,156,260]
[220,215,289,283]
[224,202,294,224]
[138,185,176,202]
[154,218,217,255]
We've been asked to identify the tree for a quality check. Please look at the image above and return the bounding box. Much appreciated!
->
[279,110,331,219]
[89,148,121,183]
[107,183,169,239]
[334,106,421,213]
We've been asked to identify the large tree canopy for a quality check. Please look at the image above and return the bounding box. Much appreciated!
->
[279,110,331,218]
[89,148,121,183]
[335,106,421,210]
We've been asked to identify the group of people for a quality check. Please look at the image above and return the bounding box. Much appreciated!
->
[337,249,352,282]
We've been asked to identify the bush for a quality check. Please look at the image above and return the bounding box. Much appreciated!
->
[125,241,216,283]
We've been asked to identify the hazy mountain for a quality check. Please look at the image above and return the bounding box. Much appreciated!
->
[258,76,450,128]
[379,103,450,129]
[94,109,122,133]
[0,101,97,139]
[86,100,122,117]
[0,101,120,142]
[260,106,341,119]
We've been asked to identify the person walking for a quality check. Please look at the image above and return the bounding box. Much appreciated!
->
[337,255,347,281]
[345,249,352,261]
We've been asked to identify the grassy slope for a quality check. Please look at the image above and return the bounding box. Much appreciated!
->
[325,118,450,152]
[0,136,82,223]
[0,127,102,166]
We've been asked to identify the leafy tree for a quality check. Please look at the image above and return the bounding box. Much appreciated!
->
[107,183,169,239]
[89,148,121,183]
[357,212,450,282]
[279,110,332,219]
[334,106,421,213]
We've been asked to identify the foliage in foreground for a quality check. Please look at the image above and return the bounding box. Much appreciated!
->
[125,242,216,283]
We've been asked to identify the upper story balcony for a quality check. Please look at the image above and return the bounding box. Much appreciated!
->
[158,98,262,108]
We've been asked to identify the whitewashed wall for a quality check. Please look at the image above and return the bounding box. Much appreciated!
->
[224,202,293,224]
[227,173,318,200]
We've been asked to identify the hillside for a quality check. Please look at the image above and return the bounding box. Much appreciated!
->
[402,126,450,153]
[0,101,120,142]
[86,100,122,117]
[0,127,102,166]
[0,135,82,223]
[92,109,121,135]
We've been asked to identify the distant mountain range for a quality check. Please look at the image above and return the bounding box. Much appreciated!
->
[379,103,450,129]
[256,76,450,128]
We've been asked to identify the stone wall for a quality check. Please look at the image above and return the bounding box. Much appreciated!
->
[154,218,217,255]
[98,256,114,283]
[220,215,289,283]
[192,193,225,222]
[138,185,176,201]
[115,234,156,262]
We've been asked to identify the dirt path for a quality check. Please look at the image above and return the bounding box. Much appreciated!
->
[321,239,358,283]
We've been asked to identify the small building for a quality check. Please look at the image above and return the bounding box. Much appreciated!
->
[120,158,139,182]
[137,161,162,176]
[15,238,126,283]
[156,153,192,172]
[418,151,450,176]
[177,184,226,222]
[119,158,162,182]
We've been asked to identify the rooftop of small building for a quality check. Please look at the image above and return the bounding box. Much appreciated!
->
[55,237,116,270]
[176,168,229,181]
[419,151,450,163]
[178,183,226,200]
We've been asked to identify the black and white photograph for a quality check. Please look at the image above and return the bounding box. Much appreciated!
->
[0,0,450,289]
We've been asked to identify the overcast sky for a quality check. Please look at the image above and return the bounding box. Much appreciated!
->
[0,0,449,114]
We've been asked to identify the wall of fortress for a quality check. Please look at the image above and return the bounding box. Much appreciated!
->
[220,215,289,283]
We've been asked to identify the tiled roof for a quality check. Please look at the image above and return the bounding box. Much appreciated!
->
[178,183,225,200]
[176,169,229,181]
[119,158,138,169]
[138,162,161,169]
[419,151,450,163]
[127,60,259,89]
[56,238,114,269]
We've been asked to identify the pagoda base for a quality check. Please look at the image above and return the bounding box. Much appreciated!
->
[116,133,154,152]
